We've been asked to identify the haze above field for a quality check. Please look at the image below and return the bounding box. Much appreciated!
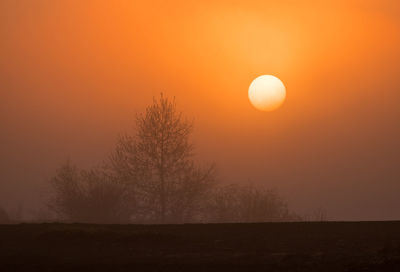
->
[1,0,399,220]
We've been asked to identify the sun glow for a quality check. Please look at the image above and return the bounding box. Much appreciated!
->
[248,75,286,111]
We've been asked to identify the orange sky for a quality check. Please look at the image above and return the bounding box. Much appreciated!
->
[1,0,400,220]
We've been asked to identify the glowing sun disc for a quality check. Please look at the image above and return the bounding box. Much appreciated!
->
[248,75,286,111]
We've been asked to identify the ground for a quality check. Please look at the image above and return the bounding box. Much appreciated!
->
[1,222,400,271]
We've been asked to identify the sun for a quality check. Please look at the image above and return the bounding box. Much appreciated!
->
[248,75,286,111]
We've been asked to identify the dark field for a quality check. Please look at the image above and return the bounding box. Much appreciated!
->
[1,222,400,271]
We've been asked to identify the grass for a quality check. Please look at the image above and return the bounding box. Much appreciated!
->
[0,221,400,271]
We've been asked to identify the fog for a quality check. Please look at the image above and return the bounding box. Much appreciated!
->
[1,0,400,221]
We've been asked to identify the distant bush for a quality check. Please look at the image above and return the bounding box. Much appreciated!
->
[49,162,133,224]
[0,206,10,224]
[205,184,300,223]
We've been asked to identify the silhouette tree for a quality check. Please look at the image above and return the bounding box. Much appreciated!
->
[48,94,299,224]
[49,161,133,223]
[111,94,216,223]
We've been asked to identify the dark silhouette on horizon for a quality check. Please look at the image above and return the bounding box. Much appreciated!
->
[48,94,297,224]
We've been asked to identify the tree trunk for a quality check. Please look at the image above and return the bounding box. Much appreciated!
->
[160,128,166,223]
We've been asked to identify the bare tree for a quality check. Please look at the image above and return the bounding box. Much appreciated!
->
[206,184,298,223]
[49,161,133,223]
[48,94,299,224]
[110,94,216,223]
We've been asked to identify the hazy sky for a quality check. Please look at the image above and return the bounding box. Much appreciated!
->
[1,0,400,220]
